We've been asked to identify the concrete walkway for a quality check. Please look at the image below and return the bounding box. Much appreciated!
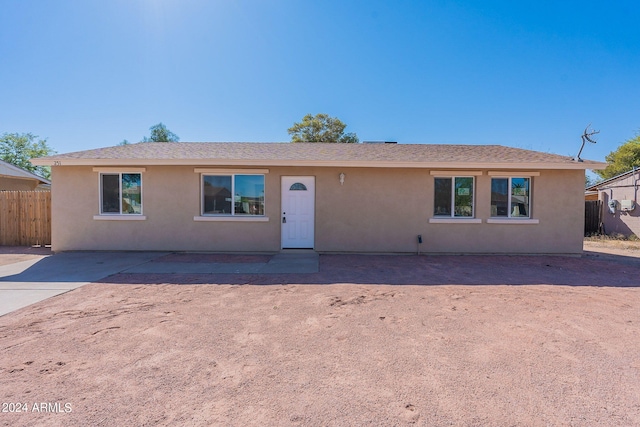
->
[126,253,319,274]
[0,251,319,316]
[0,252,166,316]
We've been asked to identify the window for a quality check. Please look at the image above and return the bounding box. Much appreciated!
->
[434,177,474,217]
[202,174,265,216]
[289,182,307,191]
[100,173,142,215]
[491,177,530,218]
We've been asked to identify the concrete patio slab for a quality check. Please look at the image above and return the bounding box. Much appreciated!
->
[124,262,267,274]
[0,251,167,316]
[0,251,319,316]
[122,252,319,274]
[261,252,320,273]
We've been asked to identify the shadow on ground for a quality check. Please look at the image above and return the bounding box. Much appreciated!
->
[101,253,640,287]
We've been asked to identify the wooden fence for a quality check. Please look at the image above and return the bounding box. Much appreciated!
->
[584,200,603,235]
[0,191,51,246]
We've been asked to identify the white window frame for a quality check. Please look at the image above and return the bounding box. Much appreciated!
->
[429,175,480,223]
[197,172,267,221]
[487,173,538,224]
[93,168,146,220]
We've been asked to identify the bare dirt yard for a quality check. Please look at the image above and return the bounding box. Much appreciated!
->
[1,243,640,426]
[584,237,640,257]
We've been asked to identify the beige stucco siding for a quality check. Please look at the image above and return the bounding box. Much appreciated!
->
[424,170,585,254]
[598,173,640,238]
[51,166,280,252]
[0,177,40,191]
[314,167,429,253]
[50,165,585,254]
[315,168,584,254]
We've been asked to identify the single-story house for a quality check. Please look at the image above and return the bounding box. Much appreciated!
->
[31,142,605,254]
[585,168,639,238]
[0,159,51,191]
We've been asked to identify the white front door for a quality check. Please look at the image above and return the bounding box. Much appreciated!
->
[281,176,315,249]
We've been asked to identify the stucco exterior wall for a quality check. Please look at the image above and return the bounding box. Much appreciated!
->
[598,173,640,238]
[50,165,585,254]
[0,177,39,191]
[315,168,584,254]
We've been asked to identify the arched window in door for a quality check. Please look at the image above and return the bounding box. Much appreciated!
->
[289,182,307,191]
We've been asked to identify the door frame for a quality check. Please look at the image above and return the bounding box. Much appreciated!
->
[281,176,315,249]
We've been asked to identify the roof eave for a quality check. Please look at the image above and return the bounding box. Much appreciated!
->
[0,173,49,183]
[588,168,640,191]
[31,157,607,170]
[0,160,51,184]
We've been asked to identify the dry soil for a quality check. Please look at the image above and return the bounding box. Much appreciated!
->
[1,245,639,426]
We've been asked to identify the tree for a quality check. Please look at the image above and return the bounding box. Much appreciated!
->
[288,113,359,143]
[0,132,55,179]
[142,123,179,142]
[585,173,599,188]
[595,133,640,180]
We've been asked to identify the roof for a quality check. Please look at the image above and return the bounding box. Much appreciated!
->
[0,159,51,184]
[586,167,640,191]
[31,142,607,170]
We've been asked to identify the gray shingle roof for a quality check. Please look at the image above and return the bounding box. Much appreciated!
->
[0,159,51,184]
[585,168,639,190]
[32,142,606,169]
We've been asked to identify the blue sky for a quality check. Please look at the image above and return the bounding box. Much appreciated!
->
[1,0,638,163]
